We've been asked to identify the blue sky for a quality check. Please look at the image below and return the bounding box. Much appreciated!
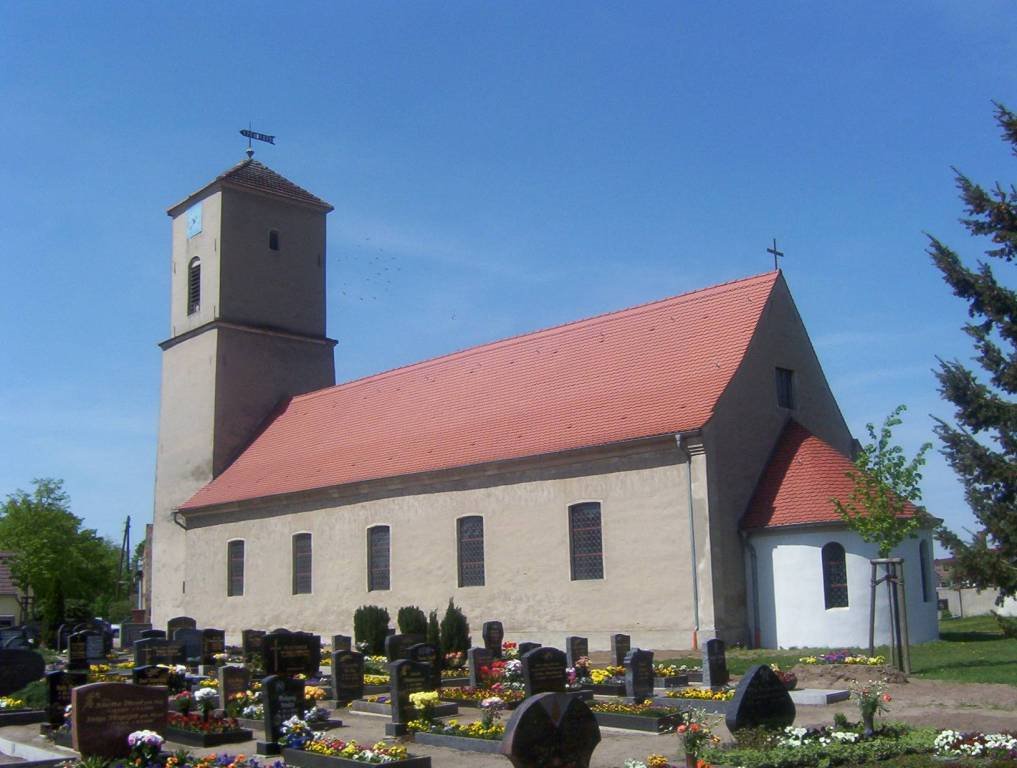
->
[1,2,1015,553]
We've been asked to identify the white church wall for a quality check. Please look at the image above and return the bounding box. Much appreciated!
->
[749,526,939,649]
[178,440,708,650]
[938,587,1017,618]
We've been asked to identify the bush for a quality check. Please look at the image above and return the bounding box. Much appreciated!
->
[397,606,427,636]
[439,598,471,655]
[427,610,440,646]
[991,611,1017,639]
[353,605,390,654]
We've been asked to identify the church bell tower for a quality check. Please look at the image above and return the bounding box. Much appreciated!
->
[150,158,336,624]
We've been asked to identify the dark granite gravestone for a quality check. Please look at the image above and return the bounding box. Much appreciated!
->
[565,636,589,668]
[242,629,266,663]
[725,664,796,732]
[0,628,29,650]
[270,628,292,635]
[167,616,197,637]
[703,638,729,689]
[173,628,203,662]
[482,620,504,658]
[71,682,168,759]
[610,634,631,667]
[219,665,250,706]
[56,624,69,653]
[332,634,352,653]
[407,642,442,690]
[521,646,567,697]
[0,648,44,696]
[517,641,542,657]
[132,665,170,687]
[257,674,305,754]
[85,632,105,661]
[46,670,86,727]
[385,633,423,662]
[139,629,166,640]
[262,631,320,677]
[202,628,226,665]
[133,638,184,667]
[386,659,432,736]
[499,691,601,768]
[119,623,151,649]
[68,631,91,671]
[623,648,655,704]
[467,646,493,689]
[332,650,364,702]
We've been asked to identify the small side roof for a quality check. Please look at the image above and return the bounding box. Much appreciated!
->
[167,159,333,215]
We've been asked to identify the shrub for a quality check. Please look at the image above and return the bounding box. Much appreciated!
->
[398,606,428,636]
[427,610,440,646]
[353,605,390,654]
[991,611,1017,639]
[439,598,471,655]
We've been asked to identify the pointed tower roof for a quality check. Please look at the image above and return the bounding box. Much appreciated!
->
[168,158,333,215]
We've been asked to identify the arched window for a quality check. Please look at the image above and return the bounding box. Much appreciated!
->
[569,502,604,580]
[822,542,848,609]
[269,229,280,251]
[227,540,244,597]
[187,257,201,314]
[457,516,485,587]
[919,539,933,603]
[292,533,312,594]
[368,525,390,591]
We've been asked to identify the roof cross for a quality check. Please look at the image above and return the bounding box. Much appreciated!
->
[767,238,784,271]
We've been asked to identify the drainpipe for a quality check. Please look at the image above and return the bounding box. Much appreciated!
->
[675,433,701,650]
[172,509,188,530]
[742,531,761,648]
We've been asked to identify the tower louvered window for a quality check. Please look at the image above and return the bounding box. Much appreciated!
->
[292,533,312,594]
[227,540,244,597]
[368,526,390,591]
[920,539,933,602]
[822,542,848,608]
[569,502,604,580]
[457,516,485,587]
[187,257,201,314]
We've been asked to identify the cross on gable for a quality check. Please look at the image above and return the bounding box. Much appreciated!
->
[767,238,785,271]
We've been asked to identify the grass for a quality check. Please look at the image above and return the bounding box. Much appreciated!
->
[661,616,1017,686]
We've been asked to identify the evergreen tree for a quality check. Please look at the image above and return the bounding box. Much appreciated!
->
[930,103,1017,603]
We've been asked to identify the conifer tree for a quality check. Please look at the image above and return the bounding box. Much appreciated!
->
[930,102,1017,603]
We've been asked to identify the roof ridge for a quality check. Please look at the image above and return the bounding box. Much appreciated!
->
[294,270,780,404]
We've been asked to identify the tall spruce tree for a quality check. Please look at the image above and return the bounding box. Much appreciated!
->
[929,102,1017,603]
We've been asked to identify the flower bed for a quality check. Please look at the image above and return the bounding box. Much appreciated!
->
[798,650,885,666]
[282,747,431,768]
[407,718,504,753]
[935,729,1017,760]
[348,695,457,718]
[0,698,46,726]
[279,719,429,767]
[164,712,254,747]
[590,702,683,733]
[438,686,523,708]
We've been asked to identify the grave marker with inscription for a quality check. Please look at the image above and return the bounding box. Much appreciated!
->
[331,651,364,702]
[467,646,493,689]
[499,691,601,768]
[725,664,795,732]
[242,629,266,664]
[623,648,654,704]
[257,675,305,755]
[46,670,86,727]
[521,646,567,697]
[133,638,184,667]
[219,665,250,706]
[703,638,729,689]
[384,633,422,662]
[173,628,203,663]
[482,621,504,658]
[517,641,542,657]
[119,623,151,650]
[610,634,631,667]
[202,628,226,665]
[166,616,197,638]
[565,636,588,668]
[331,634,352,653]
[386,659,431,736]
[407,642,442,690]
[68,631,91,671]
[139,629,166,640]
[71,682,168,759]
[132,665,170,687]
[263,631,320,677]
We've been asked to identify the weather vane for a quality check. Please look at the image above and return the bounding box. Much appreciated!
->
[767,238,784,271]
[240,123,276,159]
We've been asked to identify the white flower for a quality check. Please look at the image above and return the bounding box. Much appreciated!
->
[127,730,164,749]
[194,688,218,703]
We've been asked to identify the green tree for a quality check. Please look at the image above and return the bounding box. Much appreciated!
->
[0,479,121,639]
[832,405,933,556]
[929,103,1017,603]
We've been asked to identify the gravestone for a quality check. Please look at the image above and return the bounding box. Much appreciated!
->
[85,632,105,662]
[703,638,729,689]
[610,634,631,667]
[467,646,493,689]
[202,628,226,665]
[331,634,352,653]
[0,649,45,696]
[482,620,504,658]
[139,629,166,640]
[270,627,291,635]
[219,665,250,707]
[166,616,197,637]
[384,632,422,662]
[242,629,266,663]
[132,665,170,687]
[56,624,70,653]
[499,691,601,768]
[518,641,542,657]
[173,628,203,663]
[257,674,305,755]
[119,623,151,649]
[46,670,86,727]
[71,682,168,759]
[386,659,431,736]
[565,636,589,668]
[133,638,184,667]
[623,648,654,704]
[521,646,567,697]
[332,650,364,702]
[0,628,30,650]
[725,664,796,732]
[263,631,320,677]
[67,631,91,671]
[407,642,442,690]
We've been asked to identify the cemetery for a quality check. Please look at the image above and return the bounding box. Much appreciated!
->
[0,610,1012,768]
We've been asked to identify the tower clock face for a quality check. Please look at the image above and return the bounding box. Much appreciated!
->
[186,203,203,238]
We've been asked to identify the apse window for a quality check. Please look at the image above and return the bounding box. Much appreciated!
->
[269,229,280,251]
[457,516,485,587]
[569,502,604,580]
[822,542,848,608]
[776,367,795,409]
[368,525,390,591]
[227,539,245,597]
[292,533,312,594]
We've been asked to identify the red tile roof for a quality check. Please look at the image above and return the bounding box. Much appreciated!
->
[169,159,333,213]
[742,420,919,530]
[182,271,781,510]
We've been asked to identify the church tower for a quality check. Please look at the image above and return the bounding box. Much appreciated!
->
[150,158,336,625]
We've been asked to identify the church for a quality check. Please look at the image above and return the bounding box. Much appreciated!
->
[149,157,939,651]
